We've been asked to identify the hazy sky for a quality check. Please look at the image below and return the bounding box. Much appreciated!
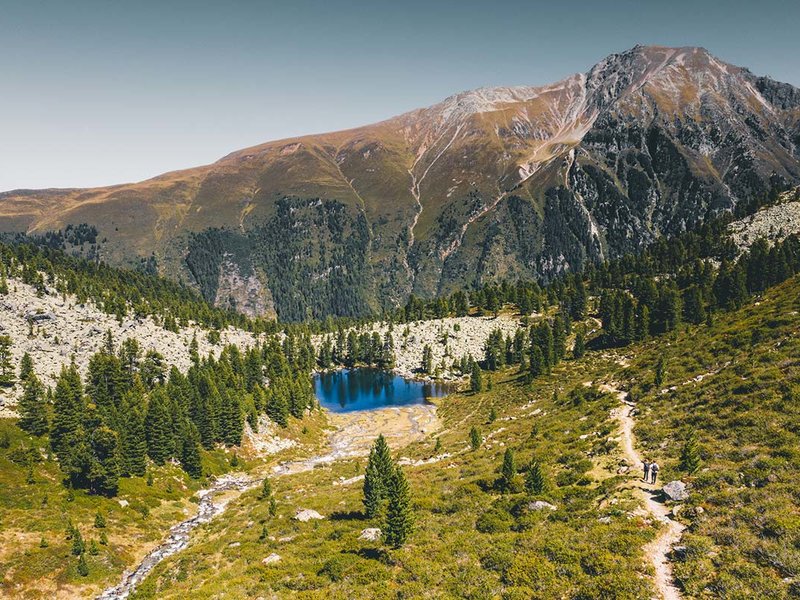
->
[2,0,799,191]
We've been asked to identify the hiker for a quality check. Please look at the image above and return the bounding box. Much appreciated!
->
[642,459,651,482]
[650,461,660,485]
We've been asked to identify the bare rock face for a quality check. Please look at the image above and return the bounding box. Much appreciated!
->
[728,197,800,252]
[293,509,324,522]
[214,256,275,319]
[358,528,382,541]
[662,480,689,502]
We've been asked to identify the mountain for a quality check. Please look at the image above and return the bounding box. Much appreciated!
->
[2,45,800,321]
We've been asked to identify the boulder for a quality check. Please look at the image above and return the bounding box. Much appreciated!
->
[527,501,557,511]
[358,528,382,541]
[662,480,689,502]
[262,553,281,565]
[293,508,325,522]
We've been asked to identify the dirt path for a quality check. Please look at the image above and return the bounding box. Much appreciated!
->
[603,383,685,600]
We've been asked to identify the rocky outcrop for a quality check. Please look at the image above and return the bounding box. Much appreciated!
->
[662,481,689,502]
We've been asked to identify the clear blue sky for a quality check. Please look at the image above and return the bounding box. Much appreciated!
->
[2,0,798,191]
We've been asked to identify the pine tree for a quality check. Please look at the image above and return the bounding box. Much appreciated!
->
[0,335,15,386]
[679,430,702,474]
[572,329,585,359]
[179,422,203,479]
[19,352,34,382]
[362,435,394,518]
[654,356,666,388]
[18,374,49,436]
[145,388,173,464]
[50,364,85,462]
[119,386,148,476]
[525,461,546,495]
[528,344,544,379]
[88,426,121,496]
[265,384,289,427]
[469,426,481,451]
[219,388,244,446]
[499,448,516,492]
[421,344,433,375]
[76,553,89,577]
[383,465,413,549]
[470,362,483,393]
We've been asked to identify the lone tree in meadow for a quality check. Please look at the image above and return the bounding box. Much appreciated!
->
[679,430,702,474]
[525,461,547,495]
[499,448,517,492]
[470,362,483,393]
[383,464,413,549]
[469,426,482,451]
[363,434,395,518]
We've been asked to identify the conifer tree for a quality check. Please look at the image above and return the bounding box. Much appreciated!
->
[383,465,413,549]
[76,553,89,577]
[528,344,544,379]
[470,362,483,393]
[421,344,433,375]
[499,448,517,492]
[19,352,34,382]
[18,373,49,436]
[265,384,289,427]
[119,386,148,476]
[50,364,85,462]
[219,388,244,446]
[179,422,203,479]
[362,434,394,518]
[0,335,14,386]
[525,461,546,495]
[145,388,173,464]
[654,356,666,388]
[469,426,481,451]
[572,329,585,359]
[679,430,702,474]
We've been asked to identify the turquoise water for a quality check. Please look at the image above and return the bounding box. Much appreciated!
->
[313,368,449,413]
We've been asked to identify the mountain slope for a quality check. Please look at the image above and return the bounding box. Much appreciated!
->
[2,45,799,320]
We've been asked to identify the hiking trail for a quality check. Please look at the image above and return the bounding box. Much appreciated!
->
[603,383,685,600]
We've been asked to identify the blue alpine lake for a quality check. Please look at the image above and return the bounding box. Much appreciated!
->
[313,368,450,413]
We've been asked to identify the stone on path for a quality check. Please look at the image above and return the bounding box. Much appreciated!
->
[293,508,325,522]
[662,480,689,502]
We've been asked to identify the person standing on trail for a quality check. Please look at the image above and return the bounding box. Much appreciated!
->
[650,461,660,485]
[642,459,651,482]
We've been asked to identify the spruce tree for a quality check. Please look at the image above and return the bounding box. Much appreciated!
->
[362,434,394,518]
[679,430,702,474]
[528,345,544,379]
[0,335,14,386]
[654,356,666,388]
[383,465,413,549]
[265,384,289,427]
[145,388,173,464]
[119,386,148,477]
[50,364,85,463]
[469,426,481,451]
[19,352,34,382]
[179,422,203,479]
[525,461,546,495]
[421,344,433,375]
[18,374,49,436]
[470,362,483,393]
[499,448,516,492]
[573,329,585,359]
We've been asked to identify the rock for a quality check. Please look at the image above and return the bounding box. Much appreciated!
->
[293,508,324,522]
[262,553,281,565]
[598,516,612,524]
[118,499,129,508]
[228,542,241,548]
[527,501,557,511]
[358,528,382,541]
[671,545,688,561]
[662,480,689,502]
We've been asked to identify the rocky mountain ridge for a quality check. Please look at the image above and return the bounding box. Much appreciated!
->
[1,45,799,320]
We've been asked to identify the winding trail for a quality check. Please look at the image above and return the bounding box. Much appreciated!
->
[603,383,685,600]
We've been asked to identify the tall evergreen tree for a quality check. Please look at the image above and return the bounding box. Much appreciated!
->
[50,364,85,462]
[679,430,702,474]
[19,352,34,383]
[362,434,394,518]
[470,362,483,393]
[145,388,173,463]
[179,422,203,479]
[0,335,14,386]
[18,373,49,436]
[525,461,547,495]
[383,465,413,549]
[499,448,517,492]
[119,385,148,476]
